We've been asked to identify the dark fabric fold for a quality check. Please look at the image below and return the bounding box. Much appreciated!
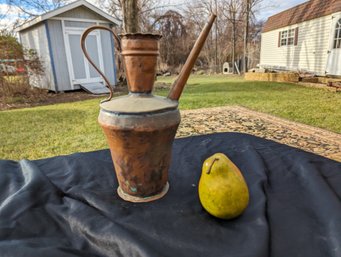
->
[0,133,340,257]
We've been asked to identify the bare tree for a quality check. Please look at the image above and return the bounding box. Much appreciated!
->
[4,0,72,28]
[183,1,217,71]
[243,0,250,73]
[182,0,253,74]
[121,0,139,33]
[94,0,262,74]
[221,0,243,73]
[98,0,176,33]
[242,0,263,73]
[150,10,188,71]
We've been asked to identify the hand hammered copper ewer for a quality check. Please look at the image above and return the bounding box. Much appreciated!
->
[81,14,216,203]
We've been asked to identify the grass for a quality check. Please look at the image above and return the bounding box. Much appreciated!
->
[1,75,340,160]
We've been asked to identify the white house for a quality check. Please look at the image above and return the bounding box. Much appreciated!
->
[260,0,341,76]
[16,0,120,92]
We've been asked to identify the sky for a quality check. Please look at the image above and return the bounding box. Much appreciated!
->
[259,0,307,19]
[0,0,309,30]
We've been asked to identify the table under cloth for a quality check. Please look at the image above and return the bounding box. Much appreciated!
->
[0,132,340,257]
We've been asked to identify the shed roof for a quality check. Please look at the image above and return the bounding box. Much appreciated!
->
[16,0,120,32]
[263,0,341,32]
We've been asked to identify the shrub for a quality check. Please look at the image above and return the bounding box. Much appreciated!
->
[0,30,46,103]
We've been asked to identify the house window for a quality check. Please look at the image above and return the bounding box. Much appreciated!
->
[280,28,297,46]
[287,29,295,45]
[334,19,341,49]
[280,30,288,46]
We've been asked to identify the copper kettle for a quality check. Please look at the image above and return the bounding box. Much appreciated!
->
[81,14,216,203]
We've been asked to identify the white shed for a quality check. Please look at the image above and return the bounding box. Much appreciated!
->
[16,0,120,92]
[260,0,341,76]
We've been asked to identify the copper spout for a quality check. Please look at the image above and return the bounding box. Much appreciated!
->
[168,14,217,101]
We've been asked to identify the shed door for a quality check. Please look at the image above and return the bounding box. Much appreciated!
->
[326,16,341,76]
[65,29,104,86]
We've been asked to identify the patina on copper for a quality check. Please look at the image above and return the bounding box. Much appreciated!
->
[81,14,216,203]
[99,109,180,200]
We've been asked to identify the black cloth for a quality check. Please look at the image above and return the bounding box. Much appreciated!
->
[0,132,340,257]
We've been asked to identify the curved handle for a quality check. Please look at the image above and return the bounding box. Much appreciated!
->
[81,25,121,102]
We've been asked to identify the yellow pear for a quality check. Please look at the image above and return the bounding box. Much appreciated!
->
[198,153,249,219]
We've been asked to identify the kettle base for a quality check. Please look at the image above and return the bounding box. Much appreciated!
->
[117,182,169,203]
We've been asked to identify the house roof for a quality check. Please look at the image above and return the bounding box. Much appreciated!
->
[263,0,341,32]
[16,0,120,32]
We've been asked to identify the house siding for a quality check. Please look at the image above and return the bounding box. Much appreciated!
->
[56,6,107,21]
[100,23,116,86]
[20,23,55,90]
[47,19,71,91]
[260,13,336,75]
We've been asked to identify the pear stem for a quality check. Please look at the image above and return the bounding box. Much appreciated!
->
[206,158,219,174]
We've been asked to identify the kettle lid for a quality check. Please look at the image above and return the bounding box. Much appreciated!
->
[100,94,178,114]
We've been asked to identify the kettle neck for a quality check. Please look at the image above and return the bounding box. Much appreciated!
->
[167,14,217,101]
[121,33,161,94]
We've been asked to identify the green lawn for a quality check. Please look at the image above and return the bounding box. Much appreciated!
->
[1,75,340,160]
